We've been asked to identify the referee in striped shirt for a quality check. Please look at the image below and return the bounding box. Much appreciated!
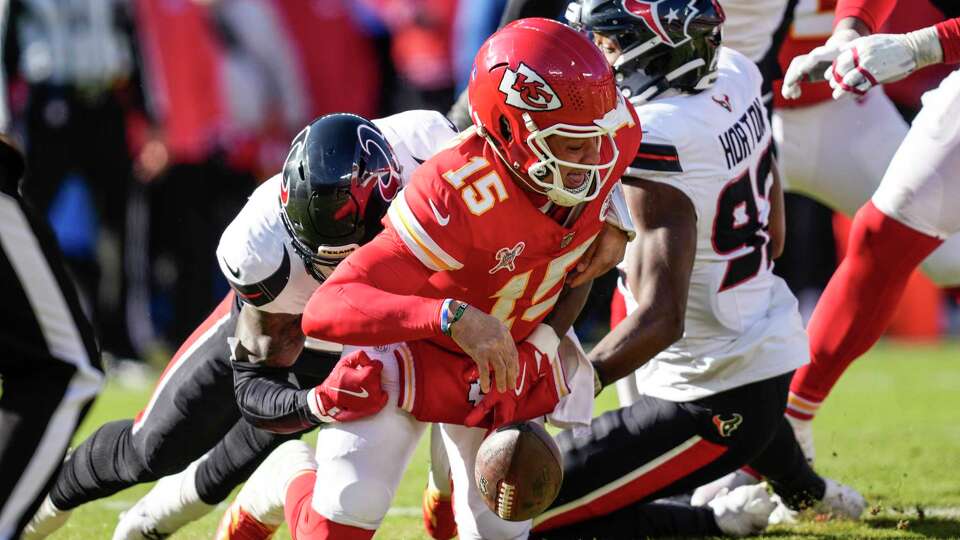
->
[0,135,103,540]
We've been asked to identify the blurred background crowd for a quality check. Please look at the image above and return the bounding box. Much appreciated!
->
[1,0,956,372]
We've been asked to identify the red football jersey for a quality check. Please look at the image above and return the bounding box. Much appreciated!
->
[385,120,640,350]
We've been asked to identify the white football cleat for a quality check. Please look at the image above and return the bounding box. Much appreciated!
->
[112,459,214,540]
[21,495,71,539]
[707,484,776,537]
[691,469,761,507]
[767,494,798,525]
[786,415,816,465]
[817,478,866,519]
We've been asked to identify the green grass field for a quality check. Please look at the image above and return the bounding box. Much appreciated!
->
[47,341,960,539]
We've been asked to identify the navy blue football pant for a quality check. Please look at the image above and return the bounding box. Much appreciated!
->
[49,294,330,511]
[532,371,822,538]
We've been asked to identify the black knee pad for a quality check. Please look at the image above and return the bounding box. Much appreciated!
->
[51,419,152,509]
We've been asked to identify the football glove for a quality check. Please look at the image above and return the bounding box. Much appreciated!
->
[781,28,861,100]
[465,325,563,430]
[828,28,943,99]
[307,350,388,423]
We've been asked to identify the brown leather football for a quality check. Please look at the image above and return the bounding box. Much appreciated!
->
[474,421,563,521]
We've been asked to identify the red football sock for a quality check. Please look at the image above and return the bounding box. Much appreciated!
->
[284,472,374,540]
[791,202,943,405]
[215,501,276,540]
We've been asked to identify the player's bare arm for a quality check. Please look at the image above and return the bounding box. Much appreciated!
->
[567,223,629,287]
[544,281,593,339]
[588,178,697,389]
[769,159,786,259]
[232,304,304,368]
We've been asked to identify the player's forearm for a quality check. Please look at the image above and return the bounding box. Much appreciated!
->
[588,289,684,387]
[302,281,444,345]
[592,267,688,387]
[234,306,305,368]
[543,281,593,339]
[232,362,317,434]
[834,0,896,35]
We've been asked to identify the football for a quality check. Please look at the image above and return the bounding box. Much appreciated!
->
[474,421,563,522]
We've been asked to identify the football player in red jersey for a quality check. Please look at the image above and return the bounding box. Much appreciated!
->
[779,0,960,460]
[230,17,641,540]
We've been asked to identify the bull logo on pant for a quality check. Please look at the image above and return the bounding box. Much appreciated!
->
[712,413,743,437]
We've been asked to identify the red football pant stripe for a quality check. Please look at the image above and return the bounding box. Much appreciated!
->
[534,435,727,531]
[284,472,374,540]
[133,292,235,429]
[791,202,942,404]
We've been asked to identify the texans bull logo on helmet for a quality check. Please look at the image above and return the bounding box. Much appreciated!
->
[281,125,311,207]
[498,62,562,112]
[622,0,703,48]
[356,124,401,203]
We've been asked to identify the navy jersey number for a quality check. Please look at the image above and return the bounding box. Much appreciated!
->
[711,144,773,291]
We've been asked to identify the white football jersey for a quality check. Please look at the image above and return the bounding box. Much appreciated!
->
[216,110,458,315]
[720,0,790,63]
[619,48,808,401]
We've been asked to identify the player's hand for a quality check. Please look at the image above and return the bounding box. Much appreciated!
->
[782,28,861,100]
[308,350,388,423]
[451,304,518,394]
[465,325,562,429]
[567,223,628,288]
[827,30,942,99]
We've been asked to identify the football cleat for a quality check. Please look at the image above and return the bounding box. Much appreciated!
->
[21,495,71,539]
[767,494,799,525]
[214,501,276,540]
[691,468,761,507]
[786,414,816,465]
[817,478,866,519]
[707,484,776,537]
[112,460,214,540]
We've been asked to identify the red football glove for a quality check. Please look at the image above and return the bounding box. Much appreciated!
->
[465,325,563,430]
[308,350,388,423]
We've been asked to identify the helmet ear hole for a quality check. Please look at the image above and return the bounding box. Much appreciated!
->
[498,116,513,143]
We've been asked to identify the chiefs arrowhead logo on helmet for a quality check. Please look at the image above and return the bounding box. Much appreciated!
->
[498,63,562,112]
[622,0,700,48]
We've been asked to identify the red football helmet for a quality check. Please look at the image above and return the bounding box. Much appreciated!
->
[468,18,631,207]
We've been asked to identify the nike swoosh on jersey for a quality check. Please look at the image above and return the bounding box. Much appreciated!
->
[327,386,369,399]
[428,198,450,226]
[513,363,528,396]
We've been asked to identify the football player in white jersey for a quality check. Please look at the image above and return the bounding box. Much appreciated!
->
[526,2,867,537]
[23,111,460,540]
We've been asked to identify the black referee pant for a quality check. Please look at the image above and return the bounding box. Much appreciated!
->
[0,189,103,540]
